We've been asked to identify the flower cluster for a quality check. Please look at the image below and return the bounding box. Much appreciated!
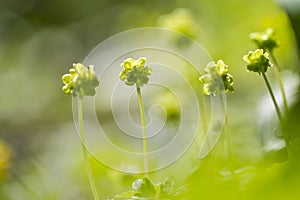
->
[249,28,279,53]
[243,49,273,75]
[62,63,99,97]
[199,60,234,96]
[119,57,152,88]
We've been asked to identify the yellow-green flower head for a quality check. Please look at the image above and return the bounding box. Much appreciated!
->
[243,49,273,75]
[249,28,279,53]
[199,60,234,96]
[119,57,152,88]
[62,63,99,97]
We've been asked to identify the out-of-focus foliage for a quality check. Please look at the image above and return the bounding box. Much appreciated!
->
[249,28,280,53]
[1,0,300,199]
[114,177,181,199]
[278,0,300,47]
[0,141,11,181]
[157,8,200,40]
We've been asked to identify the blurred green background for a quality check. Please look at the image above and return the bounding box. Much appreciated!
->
[1,0,300,199]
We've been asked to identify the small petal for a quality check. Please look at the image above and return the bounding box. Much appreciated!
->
[243,54,250,63]
[199,74,211,83]
[62,85,72,94]
[62,74,72,84]
[122,58,135,69]
[136,57,146,67]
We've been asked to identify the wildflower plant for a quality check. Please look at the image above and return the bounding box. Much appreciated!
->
[114,57,182,199]
[199,59,235,177]
[243,49,279,117]
[119,57,152,175]
[243,49,293,160]
[62,63,100,200]
[249,28,288,114]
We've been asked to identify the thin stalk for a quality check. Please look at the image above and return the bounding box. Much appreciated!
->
[262,73,283,126]
[269,52,289,114]
[219,94,234,177]
[262,73,293,160]
[136,86,148,176]
[78,97,100,200]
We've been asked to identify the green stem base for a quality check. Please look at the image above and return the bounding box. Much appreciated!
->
[261,73,293,161]
[137,86,148,176]
[78,97,100,200]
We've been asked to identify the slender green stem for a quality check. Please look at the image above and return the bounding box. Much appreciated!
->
[269,52,289,114]
[136,86,148,176]
[219,94,234,177]
[78,97,100,200]
[262,73,293,160]
[262,73,283,126]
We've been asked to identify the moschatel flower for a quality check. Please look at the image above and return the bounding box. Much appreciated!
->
[243,49,273,75]
[62,63,99,97]
[119,57,152,87]
[199,60,234,96]
[249,28,279,53]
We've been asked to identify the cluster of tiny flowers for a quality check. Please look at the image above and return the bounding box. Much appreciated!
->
[62,63,99,97]
[119,57,152,88]
[243,49,273,75]
[249,28,279,53]
[199,60,234,96]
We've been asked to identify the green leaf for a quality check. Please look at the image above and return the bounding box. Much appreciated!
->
[132,177,156,198]
[113,190,136,199]
[160,178,174,195]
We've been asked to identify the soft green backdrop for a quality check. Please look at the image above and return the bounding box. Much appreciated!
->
[1,0,300,199]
